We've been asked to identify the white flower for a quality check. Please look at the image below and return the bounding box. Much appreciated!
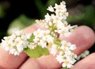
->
[45,13,51,23]
[38,40,47,48]
[53,40,77,68]
[44,35,54,43]
[32,29,54,48]
[49,44,57,56]
[33,29,45,38]
[47,5,54,12]
[43,1,77,37]
[28,43,37,49]
[1,31,29,55]
[62,55,76,68]
[77,50,89,60]
[81,50,89,58]
[56,54,64,63]
[62,62,72,68]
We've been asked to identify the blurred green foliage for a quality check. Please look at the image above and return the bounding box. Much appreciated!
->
[82,6,95,26]
[0,5,5,18]
[0,1,9,18]
[7,15,35,34]
[7,0,62,35]
[67,5,95,27]
[0,0,95,38]
[34,0,61,18]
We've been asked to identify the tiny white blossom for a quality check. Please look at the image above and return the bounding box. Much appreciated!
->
[45,13,51,23]
[77,50,89,60]
[38,40,47,48]
[47,5,54,12]
[81,50,89,58]
[62,62,72,68]
[33,29,45,38]
[49,44,57,56]
[56,54,64,63]
[1,31,29,55]
[28,43,37,49]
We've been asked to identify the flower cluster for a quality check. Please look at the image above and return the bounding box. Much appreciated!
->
[44,1,77,36]
[32,2,78,68]
[28,29,54,49]
[56,40,77,68]
[0,1,89,69]
[0,31,30,55]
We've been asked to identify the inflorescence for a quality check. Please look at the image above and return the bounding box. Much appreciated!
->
[0,1,89,69]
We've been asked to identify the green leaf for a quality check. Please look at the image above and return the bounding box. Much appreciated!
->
[24,46,49,58]
[64,67,68,69]
[61,67,68,69]
[7,15,35,35]
[28,34,35,42]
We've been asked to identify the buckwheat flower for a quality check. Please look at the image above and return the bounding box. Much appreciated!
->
[81,50,89,58]
[33,29,50,40]
[0,1,89,69]
[62,61,72,68]
[28,43,37,49]
[33,29,45,38]
[1,31,29,55]
[45,13,51,23]
[47,5,54,12]
[43,1,77,38]
[77,50,89,60]
[32,29,55,48]
[56,51,64,63]
[49,44,58,56]
[54,40,77,68]
[54,2,68,18]
[62,54,76,68]
[67,42,76,51]
[56,54,64,63]
[38,40,47,48]
[43,35,54,43]
[51,16,63,25]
